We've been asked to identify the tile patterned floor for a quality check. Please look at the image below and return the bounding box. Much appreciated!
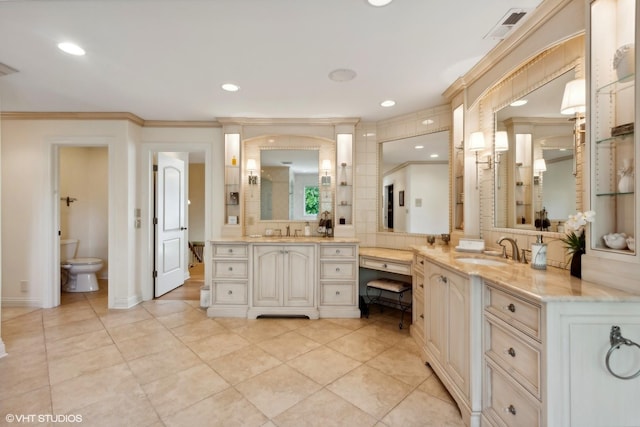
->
[0,284,464,427]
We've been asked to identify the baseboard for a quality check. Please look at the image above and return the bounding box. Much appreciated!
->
[0,339,7,359]
[110,295,142,309]
[1,297,41,308]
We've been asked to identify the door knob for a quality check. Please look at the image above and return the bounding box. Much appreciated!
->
[180,227,187,230]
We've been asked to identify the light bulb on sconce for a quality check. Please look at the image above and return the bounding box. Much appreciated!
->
[321,159,331,186]
[246,158,258,185]
[534,158,547,174]
[560,78,586,116]
[469,131,492,189]
[494,130,509,166]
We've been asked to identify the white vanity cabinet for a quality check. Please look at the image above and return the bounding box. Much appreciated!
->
[422,258,483,426]
[250,244,317,318]
[318,243,360,318]
[411,253,426,352]
[209,243,249,317]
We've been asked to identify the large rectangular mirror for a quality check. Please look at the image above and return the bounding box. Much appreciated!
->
[380,131,450,234]
[494,70,577,231]
[260,149,320,221]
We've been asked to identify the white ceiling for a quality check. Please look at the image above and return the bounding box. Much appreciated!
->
[0,0,543,122]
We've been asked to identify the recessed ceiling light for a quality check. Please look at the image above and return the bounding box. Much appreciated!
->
[367,0,393,6]
[329,68,357,82]
[414,145,424,149]
[57,42,85,56]
[380,100,396,107]
[221,83,240,92]
[363,132,376,137]
[430,153,439,158]
[422,119,434,125]
[510,99,528,107]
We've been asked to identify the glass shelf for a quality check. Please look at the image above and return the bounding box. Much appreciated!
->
[595,132,634,145]
[596,73,635,94]
[595,191,634,197]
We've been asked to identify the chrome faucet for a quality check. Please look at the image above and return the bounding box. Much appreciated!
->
[497,237,520,262]
[286,225,290,237]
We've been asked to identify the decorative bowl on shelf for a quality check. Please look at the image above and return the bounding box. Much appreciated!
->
[603,233,628,249]
[613,43,635,82]
[627,236,635,252]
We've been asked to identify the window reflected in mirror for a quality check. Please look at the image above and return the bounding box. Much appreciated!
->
[380,131,450,234]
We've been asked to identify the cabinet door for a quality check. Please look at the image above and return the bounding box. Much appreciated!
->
[253,246,284,306]
[284,245,314,307]
[425,265,447,364]
[445,269,470,398]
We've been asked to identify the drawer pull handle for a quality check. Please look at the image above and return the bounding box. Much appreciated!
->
[506,405,516,416]
[420,314,424,319]
[507,347,516,357]
[227,290,233,295]
[336,267,341,272]
[382,263,388,268]
[507,303,516,313]
[336,291,340,295]
[228,267,233,271]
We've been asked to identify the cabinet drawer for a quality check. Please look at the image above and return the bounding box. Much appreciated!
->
[413,271,425,300]
[213,244,248,258]
[485,362,541,427]
[320,245,356,258]
[485,284,541,341]
[360,257,411,275]
[412,293,425,336]
[485,320,541,398]
[320,261,356,280]
[213,260,248,279]
[413,254,426,274]
[214,282,247,305]
[320,283,355,305]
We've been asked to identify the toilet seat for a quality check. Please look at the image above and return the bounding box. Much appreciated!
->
[64,257,102,265]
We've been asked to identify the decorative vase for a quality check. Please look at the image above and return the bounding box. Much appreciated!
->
[570,249,584,279]
[613,44,635,82]
[618,173,634,193]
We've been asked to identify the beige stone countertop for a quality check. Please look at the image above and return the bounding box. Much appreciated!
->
[359,247,414,263]
[210,236,359,244]
[411,244,640,303]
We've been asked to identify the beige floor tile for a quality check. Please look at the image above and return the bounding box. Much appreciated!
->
[45,329,113,361]
[127,346,202,385]
[73,392,160,427]
[186,332,250,361]
[170,318,228,343]
[87,296,109,316]
[155,307,208,329]
[356,322,410,345]
[141,300,192,317]
[274,389,377,427]
[287,347,360,386]
[418,373,456,405]
[1,307,41,322]
[48,343,124,385]
[256,331,321,361]
[208,345,282,385]
[98,306,153,329]
[51,363,144,415]
[106,318,167,343]
[324,317,373,330]
[163,388,267,427]
[2,311,44,336]
[0,385,52,421]
[382,388,464,427]
[213,317,249,330]
[326,331,391,362]
[3,329,45,355]
[295,319,353,344]
[44,317,105,343]
[115,329,185,361]
[0,350,50,401]
[235,364,321,418]
[42,303,97,328]
[327,365,413,419]
[366,346,431,387]
[143,364,229,418]
[233,319,293,343]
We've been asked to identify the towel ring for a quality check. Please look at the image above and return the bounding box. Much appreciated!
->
[605,326,640,380]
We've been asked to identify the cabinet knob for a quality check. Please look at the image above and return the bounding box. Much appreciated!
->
[420,314,424,319]
[228,248,233,253]
[227,290,233,295]
[507,303,516,313]
[228,267,233,271]
[336,267,341,272]
[506,347,516,357]
[419,283,424,288]
[420,260,424,265]
[440,275,448,284]
[336,249,341,254]
[336,291,340,295]
[382,263,388,268]
[505,405,516,416]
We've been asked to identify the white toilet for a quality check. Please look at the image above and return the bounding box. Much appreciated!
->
[60,239,103,292]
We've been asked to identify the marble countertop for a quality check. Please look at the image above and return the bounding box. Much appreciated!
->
[210,236,360,244]
[359,247,414,264]
[411,244,640,303]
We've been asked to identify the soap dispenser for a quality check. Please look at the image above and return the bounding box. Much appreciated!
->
[304,221,311,237]
[531,235,547,270]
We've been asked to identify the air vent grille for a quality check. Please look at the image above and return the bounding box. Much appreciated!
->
[484,8,531,40]
[0,62,18,77]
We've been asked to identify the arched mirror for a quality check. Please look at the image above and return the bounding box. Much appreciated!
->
[494,70,577,232]
[379,131,450,234]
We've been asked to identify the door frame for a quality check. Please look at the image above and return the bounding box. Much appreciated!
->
[140,142,213,302]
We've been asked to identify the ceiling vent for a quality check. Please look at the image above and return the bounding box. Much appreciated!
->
[0,62,18,77]
[484,8,530,40]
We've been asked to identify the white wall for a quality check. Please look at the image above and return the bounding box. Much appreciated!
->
[543,157,575,221]
[407,163,449,234]
[60,147,109,278]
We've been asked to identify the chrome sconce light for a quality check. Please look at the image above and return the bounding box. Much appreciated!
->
[246,158,258,185]
[560,78,586,175]
[469,132,491,189]
[321,159,331,186]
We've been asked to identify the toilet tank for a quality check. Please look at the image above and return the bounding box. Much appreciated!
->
[60,239,79,262]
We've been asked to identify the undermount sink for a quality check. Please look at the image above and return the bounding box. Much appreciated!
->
[455,257,508,266]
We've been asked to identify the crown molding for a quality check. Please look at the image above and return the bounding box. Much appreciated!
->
[142,120,220,128]
[0,112,223,128]
[216,117,360,126]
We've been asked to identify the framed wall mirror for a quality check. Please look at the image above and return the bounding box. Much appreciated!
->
[494,70,577,231]
[260,149,320,221]
[379,131,450,234]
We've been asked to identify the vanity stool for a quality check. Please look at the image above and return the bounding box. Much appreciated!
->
[365,278,412,329]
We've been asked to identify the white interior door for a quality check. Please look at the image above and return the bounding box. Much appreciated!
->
[155,153,187,297]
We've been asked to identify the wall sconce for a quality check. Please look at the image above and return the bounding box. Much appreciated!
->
[494,131,509,164]
[534,158,547,174]
[246,158,258,185]
[321,159,331,185]
[469,132,491,189]
[560,78,586,116]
